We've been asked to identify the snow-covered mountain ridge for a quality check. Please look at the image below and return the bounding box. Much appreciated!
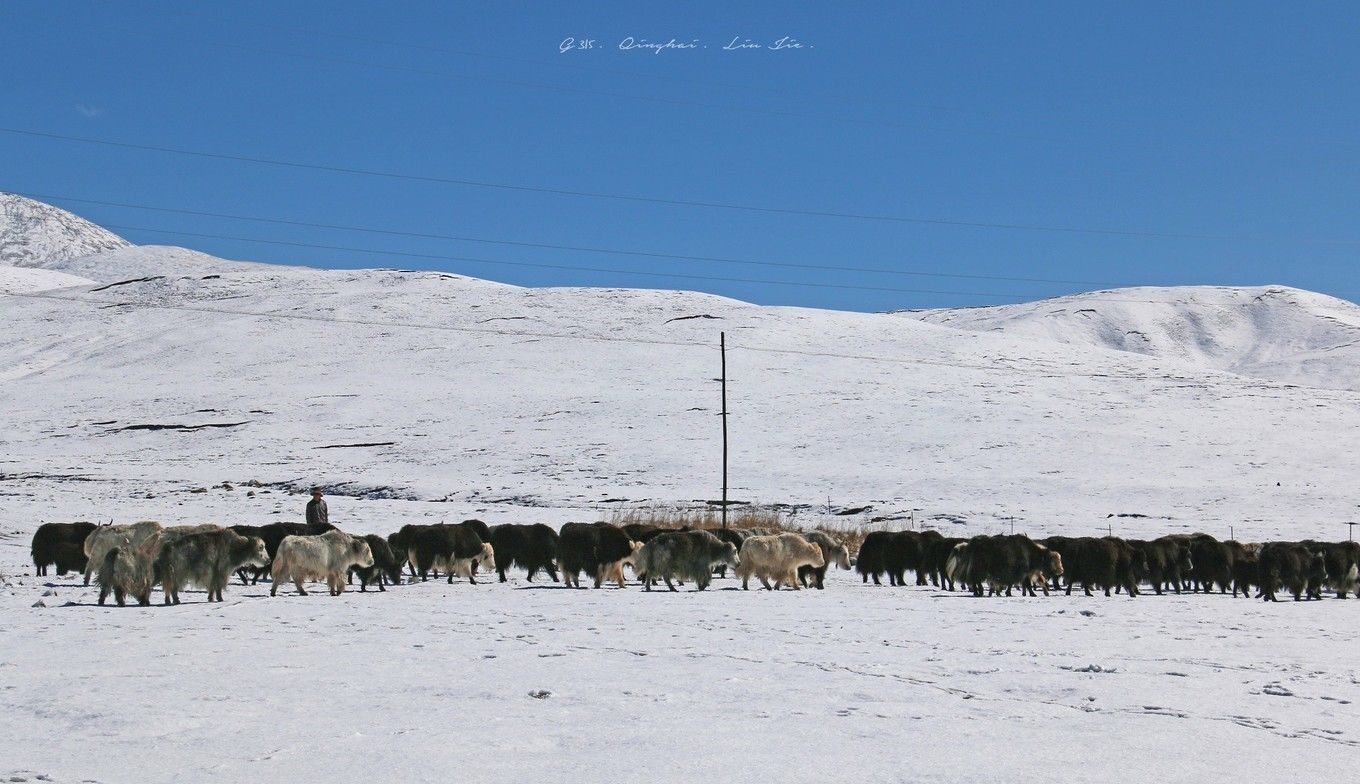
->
[902,286,1360,391]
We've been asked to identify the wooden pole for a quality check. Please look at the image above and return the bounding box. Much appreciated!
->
[721,332,728,530]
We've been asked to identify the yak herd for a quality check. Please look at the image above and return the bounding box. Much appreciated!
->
[26,517,1360,606]
[857,530,1360,602]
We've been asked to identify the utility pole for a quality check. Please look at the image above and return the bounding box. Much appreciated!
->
[720,332,728,530]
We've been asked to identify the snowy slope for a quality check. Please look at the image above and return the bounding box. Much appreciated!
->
[0,193,130,267]
[3,248,1358,536]
[24,243,287,282]
[901,286,1360,391]
[0,264,97,293]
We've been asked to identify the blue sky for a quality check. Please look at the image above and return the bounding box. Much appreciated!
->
[2,1,1357,310]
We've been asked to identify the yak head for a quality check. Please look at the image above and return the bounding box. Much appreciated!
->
[243,536,270,568]
[352,540,375,569]
[830,544,851,570]
[475,543,496,571]
[720,542,740,569]
[620,540,644,573]
[1044,549,1064,579]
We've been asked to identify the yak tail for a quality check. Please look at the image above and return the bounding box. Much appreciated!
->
[97,547,121,586]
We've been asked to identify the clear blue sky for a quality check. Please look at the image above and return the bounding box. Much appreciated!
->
[2,1,1357,310]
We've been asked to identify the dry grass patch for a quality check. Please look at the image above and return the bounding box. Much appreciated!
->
[601,504,871,555]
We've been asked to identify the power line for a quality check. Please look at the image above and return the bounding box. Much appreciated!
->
[6,126,1349,243]
[95,223,1360,304]
[6,287,1315,387]
[73,222,1360,306]
[12,191,1114,288]
[8,196,1351,303]
[94,222,1039,300]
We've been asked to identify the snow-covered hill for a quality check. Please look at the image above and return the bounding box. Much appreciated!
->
[2,199,1357,536]
[902,286,1360,391]
[0,193,130,267]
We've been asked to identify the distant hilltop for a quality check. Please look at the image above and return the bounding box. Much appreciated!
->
[0,193,130,268]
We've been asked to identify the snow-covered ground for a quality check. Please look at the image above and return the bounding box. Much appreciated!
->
[4,194,1360,781]
[0,264,97,293]
[4,551,1358,784]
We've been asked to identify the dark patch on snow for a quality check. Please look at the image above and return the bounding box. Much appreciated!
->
[91,420,117,426]
[929,514,969,526]
[1064,664,1116,674]
[478,316,531,323]
[0,472,98,482]
[201,274,221,280]
[834,505,873,516]
[665,314,721,324]
[113,422,249,432]
[262,481,420,501]
[314,442,396,449]
[89,275,164,292]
